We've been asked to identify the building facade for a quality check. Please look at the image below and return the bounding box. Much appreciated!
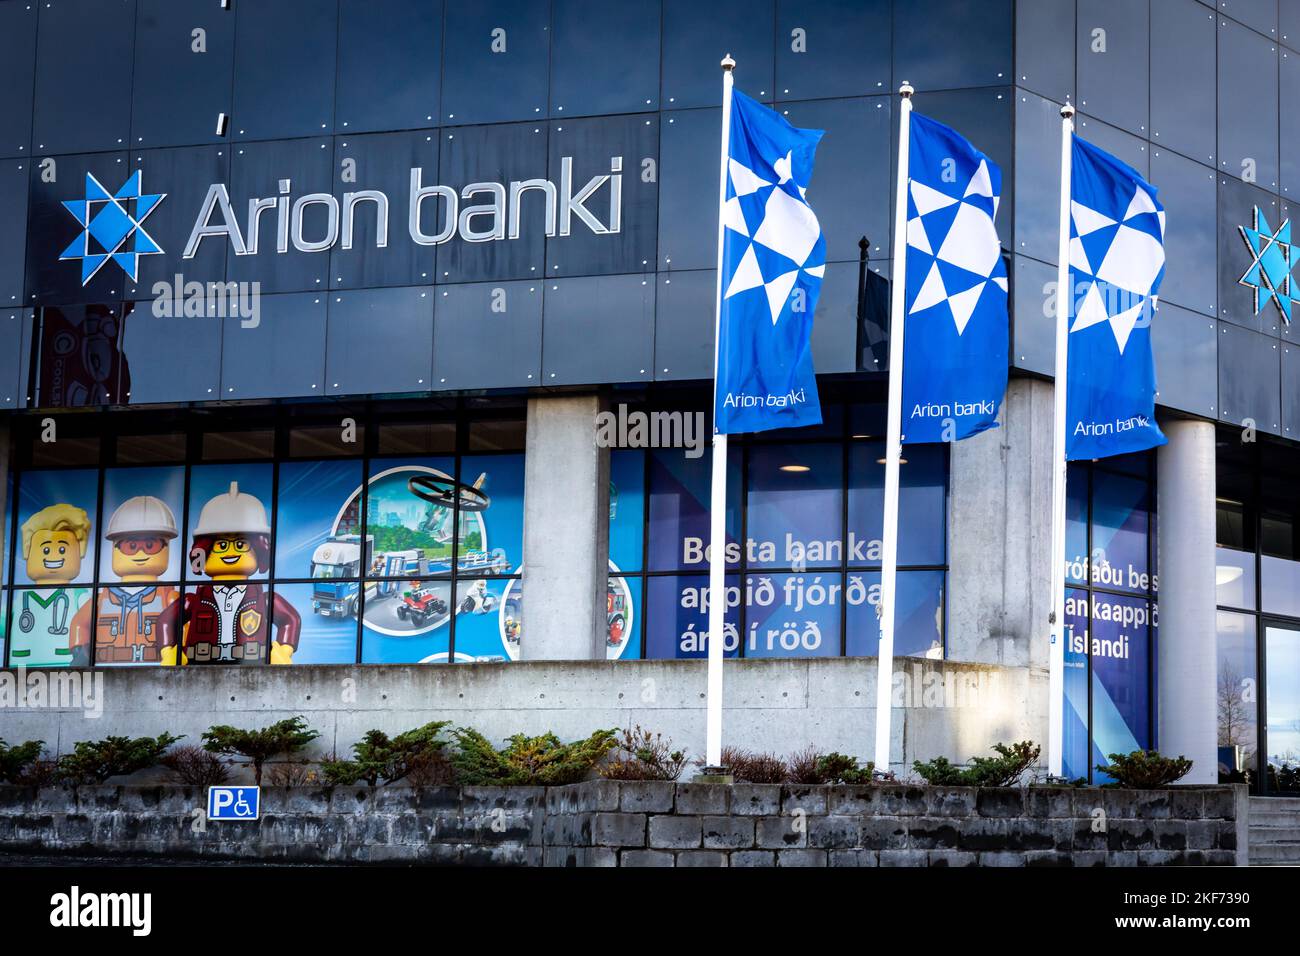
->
[0,0,1295,789]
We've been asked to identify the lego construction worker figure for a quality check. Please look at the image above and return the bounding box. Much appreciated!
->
[69,496,181,665]
[156,482,301,665]
[13,504,92,667]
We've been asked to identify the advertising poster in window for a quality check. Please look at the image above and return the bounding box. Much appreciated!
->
[9,469,98,666]
[647,447,740,572]
[847,443,946,567]
[83,465,185,665]
[273,459,365,664]
[1090,471,1154,595]
[1063,586,1090,781]
[450,454,524,660]
[489,571,640,662]
[744,572,842,658]
[644,574,741,660]
[844,571,945,659]
[1089,591,1153,782]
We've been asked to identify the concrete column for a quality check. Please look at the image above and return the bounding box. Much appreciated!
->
[521,395,609,660]
[1156,418,1218,783]
[946,378,1055,670]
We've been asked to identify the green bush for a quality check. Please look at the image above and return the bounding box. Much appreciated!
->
[159,745,231,787]
[202,716,319,786]
[0,739,46,784]
[599,726,689,781]
[452,728,617,786]
[57,733,182,784]
[814,752,876,785]
[913,741,1041,788]
[320,721,452,787]
[1097,750,1192,789]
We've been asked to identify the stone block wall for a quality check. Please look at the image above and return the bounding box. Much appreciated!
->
[0,780,1249,866]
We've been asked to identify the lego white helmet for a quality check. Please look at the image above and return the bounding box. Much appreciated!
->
[105,495,178,541]
[193,482,271,536]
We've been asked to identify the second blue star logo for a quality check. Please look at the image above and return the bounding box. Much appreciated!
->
[1238,205,1294,325]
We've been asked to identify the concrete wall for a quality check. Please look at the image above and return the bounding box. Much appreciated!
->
[946,378,1055,679]
[0,658,1039,776]
[521,394,609,660]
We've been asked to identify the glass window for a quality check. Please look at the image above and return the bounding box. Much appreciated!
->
[647,445,741,572]
[1075,0,1150,138]
[658,108,721,271]
[13,469,99,589]
[452,577,517,663]
[436,123,549,283]
[288,426,366,459]
[336,0,440,135]
[1089,592,1153,780]
[0,1,36,158]
[1150,0,1217,167]
[1266,623,1300,785]
[99,466,185,584]
[232,0,338,142]
[1090,469,1153,594]
[274,459,365,581]
[545,115,658,277]
[330,131,440,290]
[778,97,892,265]
[32,0,134,155]
[1217,609,1258,784]
[894,0,1012,92]
[468,419,526,453]
[661,0,774,110]
[541,274,655,385]
[131,0,234,149]
[115,432,187,464]
[377,422,456,456]
[9,586,93,667]
[273,581,357,664]
[364,458,457,580]
[847,442,946,568]
[609,450,645,574]
[441,0,550,126]
[226,138,334,295]
[747,443,843,570]
[0,162,26,306]
[549,0,660,118]
[362,577,453,663]
[201,430,275,460]
[644,573,741,660]
[606,576,641,661]
[1262,556,1300,618]
[1062,586,1091,781]
[457,454,524,576]
[775,0,889,101]
[87,582,181,667]
[745,571,842,658]
[845,570,945,659]
[1217,17,1280,191]
[186,463,275,583]
[1216,546,1257,610]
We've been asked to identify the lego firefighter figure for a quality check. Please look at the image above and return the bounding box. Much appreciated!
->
[13,503,93,667]
[69,496,181,665]
[156,482,300,665]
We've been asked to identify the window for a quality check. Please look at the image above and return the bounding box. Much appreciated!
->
[1060,452,1157,783]
[611,396,949,662]
[2,407,524,668]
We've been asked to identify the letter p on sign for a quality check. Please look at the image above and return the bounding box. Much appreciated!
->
[208,785,260,821]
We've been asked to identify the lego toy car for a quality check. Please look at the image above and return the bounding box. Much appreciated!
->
[396,586,448,627]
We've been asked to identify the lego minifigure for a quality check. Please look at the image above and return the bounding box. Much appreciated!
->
[13,504,92,667]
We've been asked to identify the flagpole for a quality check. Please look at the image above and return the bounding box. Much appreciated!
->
[1047,100,1075,778]
[874,81,913,774]
[705,53,736,770]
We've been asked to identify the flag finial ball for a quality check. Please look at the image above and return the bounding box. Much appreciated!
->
[1061,101,1075,119]
[899,82,914,98]
[721,54,736,71]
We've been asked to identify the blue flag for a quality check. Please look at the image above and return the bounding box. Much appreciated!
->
[1066,137,1167,460]
[902,113,1009,443]
[715,89,825,434]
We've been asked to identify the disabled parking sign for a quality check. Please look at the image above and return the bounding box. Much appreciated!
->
[207,786,260,821]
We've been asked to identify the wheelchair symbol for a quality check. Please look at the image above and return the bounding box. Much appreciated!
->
[208,786,260,821]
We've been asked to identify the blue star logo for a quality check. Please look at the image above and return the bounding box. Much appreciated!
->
[59,171,166,285]
[1238,205,1294,324]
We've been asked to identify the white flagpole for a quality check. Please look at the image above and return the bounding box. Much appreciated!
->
[1047,101,1075,778]
[874,81,913,774]
[705,54,736,770]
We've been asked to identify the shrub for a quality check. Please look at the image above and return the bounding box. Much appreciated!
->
[1098,750,1193,789]
[267,760,324,788]
[814,752,875,785]
[913,741,1041,788]
[599,726,689,781]
[160,745,231,787]
[57,733,182,784]
[320,721,452,787]
[202,717,319,786]
[785,746,825,784]
[707,747,789,783]
[0,739,46,784]
[452,728,617,786]
[14,759,60,787]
